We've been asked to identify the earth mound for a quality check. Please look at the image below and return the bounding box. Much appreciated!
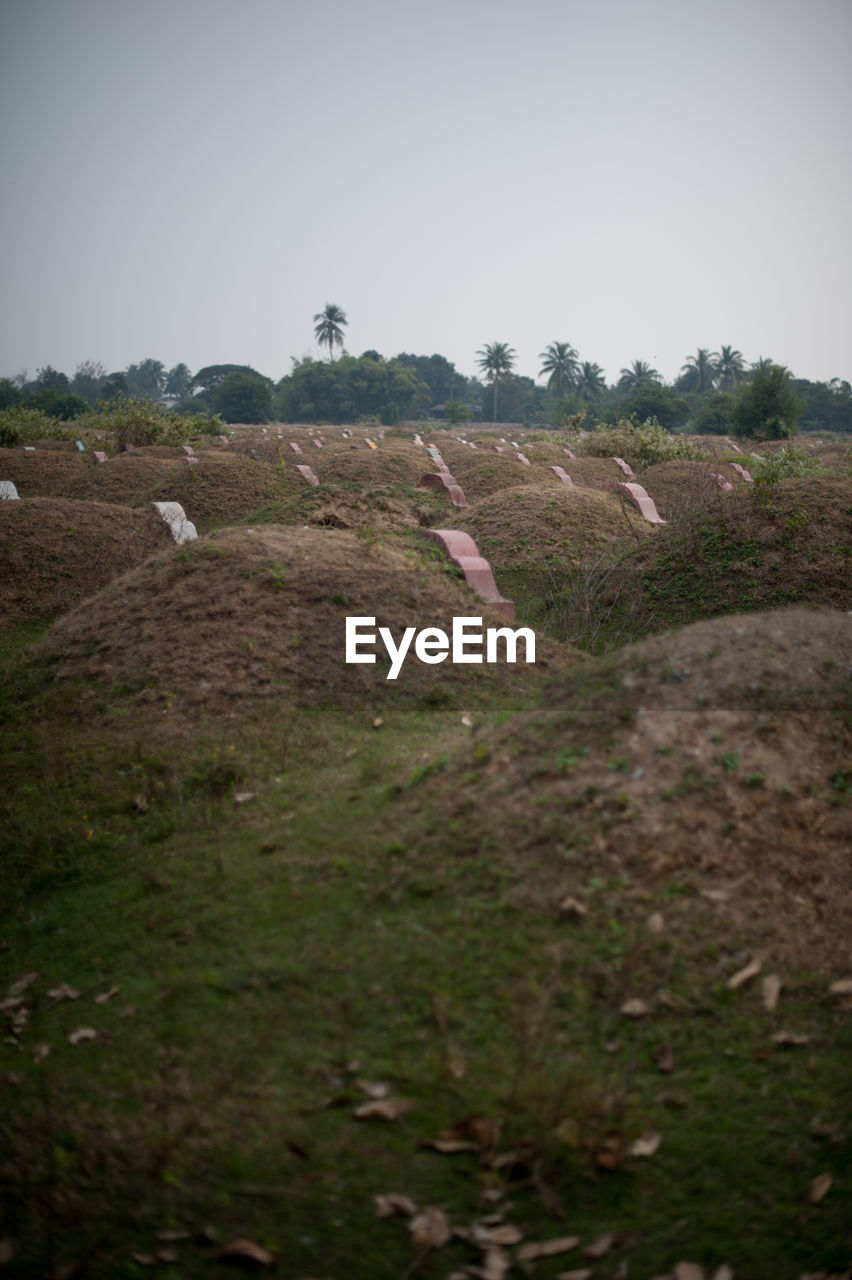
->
[32,526,578,731]
[390,606,852,973]
[0,497,171,630]
[427,445,565,501]
[637,460,752,520]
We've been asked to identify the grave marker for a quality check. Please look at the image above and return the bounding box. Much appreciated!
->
[0,481,20,500]
[424,529,514,621]
[150,501,198,544]
[548,466,574,485]
[295,464,320,486]
[419,472,467,507]
[612,482,665,524]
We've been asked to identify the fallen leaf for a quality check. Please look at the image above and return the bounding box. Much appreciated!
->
[132,793,149,812]
[829,977,852,995]
[233,792,256,806]
[647,912,665,934]
[772,1030,811,1047]
[620,998,650,1018]
[48,985,81,1002]
[762,974,782,1011]
[559,896,588,919]
[409,1206,450,1249]
[354,1097,414,1121]
[155,1248,178,1263]
[94,986,120,1005]
[674,1266,705,1280]
[475,1224,523,1247]
[630,1129,662,1157]
[33,1043,51,1064]
[214,1238,275,1266]
[5,972,38,1000]
[355,1077,390,1099]
[554,1117,580,1147]
[434,1114,502,1152]
[373,1193,417,1218]
[710,1267,734,1280]
[808,1173,832,1203]
[130,1253,155,1266]
[426,1138,479,1154]
[581,1233,614,1260]
[461,712,474,728]
[727,956,763,990]
[68,1027,97,1046]
[372,717,384,729]
[478,1246,511,1279]
[652,1043,675,1073]
[517,1236,581,1266]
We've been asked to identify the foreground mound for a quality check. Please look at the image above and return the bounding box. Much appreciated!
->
[459,484,651,571]
[32,526,576,730]
[0,497,171,630]
[390,607,852,973]
[637,459,752,520]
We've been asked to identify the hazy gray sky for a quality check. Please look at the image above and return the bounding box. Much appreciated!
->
[2,0,850,388]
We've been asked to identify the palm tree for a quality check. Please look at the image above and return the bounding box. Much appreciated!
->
[618,359,660,390]
[679,348,717,394]
[313,303,348,360]
[539,342,580,397]
[576,361,607,403]
[715,345,746,392]
[476,341,517,421]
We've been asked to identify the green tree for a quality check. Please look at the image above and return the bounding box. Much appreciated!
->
[618,359,660,390]
[276,355,429,424]
[444,400,474,424]
[576,361,607,403]
[0,379,21,409]
[677,348,717,394]
[539,342,580,397]
[125,358,165,401]
[394,352,475,407]
[732,363,801,439]
[313,303,348,360]
[71,360,107,404]
[715,345,746,392]
[212,371,273,424]
[616,382,689,431]
[476,341,517,421]
[164,363,192,400]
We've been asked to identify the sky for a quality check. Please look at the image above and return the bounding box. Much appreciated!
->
[1,0,850,390]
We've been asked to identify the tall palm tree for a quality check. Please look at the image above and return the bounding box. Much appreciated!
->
[679,348,716,394]
[476,341,517,421]
[715,345,746,392]
[539,342,580,397]
[618,359,660,390]
[313,303,348,360]
[576,361,607,403]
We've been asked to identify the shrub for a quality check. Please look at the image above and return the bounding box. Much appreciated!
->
[74,397,223,448]
[579,417,698,468]
[0,405,73,447]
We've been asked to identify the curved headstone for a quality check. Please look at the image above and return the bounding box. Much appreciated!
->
[419,472,467,507]
[150,501,198,544]
[93,451,108,463]
[563,447,577,459]
[181,444,196,457]
[548,466,574,486]
[424,529,514,621]
[711,473,734,490]
[729,462,753,483]
[493,446,504,453]
[295,464,320,487]
[289,441,303,455]
[612,456,635,478]
[0,481,20,500]
[516,452,531,465]
[613,482,666,524]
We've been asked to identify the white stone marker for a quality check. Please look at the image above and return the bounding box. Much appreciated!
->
[150,501,197,544]
[0,481,20,500]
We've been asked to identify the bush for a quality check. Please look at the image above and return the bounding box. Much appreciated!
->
[578,417,698,468]
[749,444,825,486]
[74,397,223,448]
[0,405,73,448]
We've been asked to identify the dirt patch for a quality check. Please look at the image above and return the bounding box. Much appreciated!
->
[458,484,651,572]
[0,497,172,631]
[28,526,579,734]
[391,606,852,974]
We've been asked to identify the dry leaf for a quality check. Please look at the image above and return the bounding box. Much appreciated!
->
[772,1030,810,1047]
[68,1027,97,1046]
[33,1043,51,1064]
[372,717,384,729]
[829,977,852,995]
[409,1206,450,1249]
[214,1238,275,1266]
[517,1236,580,1266]
[461,712,474,728]
[559,896,588,918]
[652,1043,675,1073]
[94,986,120,1005]
[233,791,256,806]
[620,998,650,1018]
[426,1138,479,1154]
[479,1246,511,1279]
[554,1117,580,1147]
[727,956,763,990]
[762,974,782,1011]
[581,1233,614,1260]
[373,1193,417,1218]
[435,1114,501,1151]
[48,984,81,1002]
[474,1224,523,1247]
[354,1097,414,1121]
[647,912,665,934]
[130,1253,155,1266]
[6,972,38,1000]
[630,1129,662,1157]
[355,1077,390,1099]
[674,1266,705,1280]
[808,1173,832,1203]
[710,1267,734,1280]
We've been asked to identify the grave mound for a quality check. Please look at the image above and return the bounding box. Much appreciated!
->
[0,497,171,630]
[637,460,751,520]
[310,444,428,488]
[33,526,578,732]
[390,605,852,974]
[429,445,565,501]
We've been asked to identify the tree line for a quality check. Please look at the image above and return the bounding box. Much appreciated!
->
[2,304,850,436]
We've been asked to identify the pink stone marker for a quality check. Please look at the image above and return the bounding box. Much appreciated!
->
[181,444,196,457]
[712,473,733,490]
[419,472,467,507]
[563,447,577,459]
[312,437,323,447]
[516,452,531,465]
[295,464,320,486]
[124,442,135,452]
[493,446,504,453]
[612,482,666,524]
[729,462,753,482]
[424,529,514,621]
[289,442,303,455]
[612,456,635,478]
[548,465,574,485]
[93,451,108,463]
